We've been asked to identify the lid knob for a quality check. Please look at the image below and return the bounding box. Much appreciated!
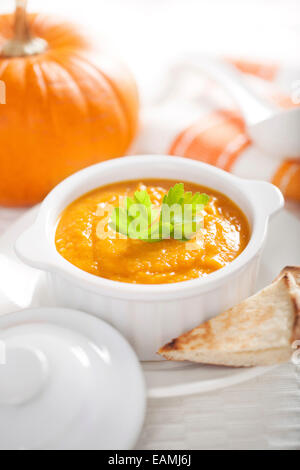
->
[0,346,48,406]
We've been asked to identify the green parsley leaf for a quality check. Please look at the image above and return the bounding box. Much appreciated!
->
[133,190,152,208]
[110,207,130,237]
[109,183,209,242]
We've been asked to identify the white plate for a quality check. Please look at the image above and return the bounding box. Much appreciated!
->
[1,207,300,398]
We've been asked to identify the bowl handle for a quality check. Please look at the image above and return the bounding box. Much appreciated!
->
[15,225,54,271]
[245,180,284,217]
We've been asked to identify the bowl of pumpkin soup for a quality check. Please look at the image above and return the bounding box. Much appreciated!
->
[15,156,284,360]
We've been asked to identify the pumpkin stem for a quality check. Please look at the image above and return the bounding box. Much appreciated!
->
[1,0,48,57]
[14,0,31,42]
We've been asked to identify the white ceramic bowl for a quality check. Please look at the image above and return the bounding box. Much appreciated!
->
[15,156,284,360]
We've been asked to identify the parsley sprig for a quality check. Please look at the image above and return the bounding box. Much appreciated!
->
[109,183,209,242]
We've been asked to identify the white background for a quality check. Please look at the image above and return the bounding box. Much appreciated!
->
[1,0,300,99]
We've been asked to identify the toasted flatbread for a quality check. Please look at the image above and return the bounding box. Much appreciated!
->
[158,266,300,367]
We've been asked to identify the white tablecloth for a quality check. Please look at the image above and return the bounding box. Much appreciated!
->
[0,207,299,450]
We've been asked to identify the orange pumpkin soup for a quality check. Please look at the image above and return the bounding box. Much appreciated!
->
[55,180,250,284]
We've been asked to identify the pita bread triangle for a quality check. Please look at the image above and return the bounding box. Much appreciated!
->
[158,267,300,367]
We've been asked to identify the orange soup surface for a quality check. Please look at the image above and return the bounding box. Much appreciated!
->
[55,180,250,284]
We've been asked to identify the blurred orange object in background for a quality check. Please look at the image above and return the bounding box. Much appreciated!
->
[169,108,300,202]
[0,2,139,206]
[273,161,300,201]
[228,58,277,81]
[170,110,250,172]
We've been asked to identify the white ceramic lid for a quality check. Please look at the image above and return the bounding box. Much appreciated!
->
[0,308,146,450]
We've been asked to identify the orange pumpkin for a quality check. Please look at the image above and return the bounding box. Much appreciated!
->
[0,1,139,206]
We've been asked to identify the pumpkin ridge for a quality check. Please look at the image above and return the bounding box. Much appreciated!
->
[22,59,44,197]
[38,57,109,173]
[95,66,133,148]
[94,65,135,146]
[71,53,131,149]
[48,57,89,111]
[37,59,73,174]
[49,56,94,158]
[0,58,10,76]
[65,53,129,149]
[34,60,84,191]
[31,61,48,98]
[4,59,32,202]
